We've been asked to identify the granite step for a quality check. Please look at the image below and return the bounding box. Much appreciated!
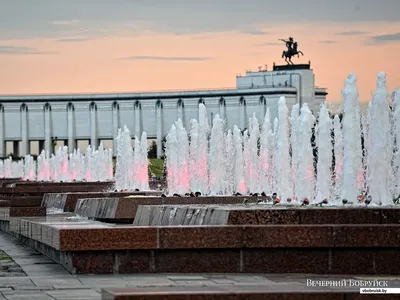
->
[101,287,396,300]
[0,196,43,207]
[42,191,162,212]
[6,215,400,275]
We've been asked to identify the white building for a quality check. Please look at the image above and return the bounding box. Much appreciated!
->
[0,63,326,158]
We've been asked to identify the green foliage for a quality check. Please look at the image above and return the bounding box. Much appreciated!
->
[149,158,164,178]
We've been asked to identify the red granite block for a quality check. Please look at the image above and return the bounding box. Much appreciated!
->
[330,250,375,274]
[380,209,400,224]
[334,225,400,247]
[300,208,381,224]
[102,288,346,300]
[158,226,244,249]
[114,250,152,274]
[254,209,300,225]
[115,198,162,219]
[244,225,333,248]
[0,200,10,207]
[242,249,329,273]
[6,196,43,207]
[102,286,228,300]
[58,227,157,251]
[347,294,399,300]
[60,251,114,274]
[9,206,46,217]
[374,249,400,274]
[154,249,240,273]
[227,210,258,225]
[163,196,245,205]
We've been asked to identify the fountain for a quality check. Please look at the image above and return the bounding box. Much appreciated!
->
[209,114,226,195]
[162,72,399,206]
[341,73,363,202]
[114,125,150,191]
[0,72,399,206]
[1,143,113,183]
[275,97,292,201]
[133,132,150,191]
[224,129,235,195]
[259,108,276,195]
[233,125,246,194]
[295,103,315,202]
[332,115,343,202]
[23,155,36,180]
[246,114,260,194]
[289,104,300,199]
[314,103,332,203]
[367,72,393,205]
[393,89,400,200]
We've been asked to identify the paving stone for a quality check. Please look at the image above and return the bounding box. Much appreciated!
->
[52,285,92,290]
[0,251,26,277]
[77,277,126,286]
[211,279,236,284]
[167,275,207,280]
[172,280,216,286]
[30,278,82,286]
[46,289,101,300]
[4,295,54,300]
[12,286,54,290]
[0,277,33,287]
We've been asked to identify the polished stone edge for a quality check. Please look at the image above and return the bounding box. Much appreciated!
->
[42,191,162,212]
[101,289,397,300]
[2,221,400,275]
[6,217,400,251]
[0,207,46,221]
[58,224,400,251]
[73,197,400,224]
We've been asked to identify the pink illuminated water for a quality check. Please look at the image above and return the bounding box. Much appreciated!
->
[332,115,343,202]
[275,97,293,201]
[115,125,149,191]
[0,73,399,206]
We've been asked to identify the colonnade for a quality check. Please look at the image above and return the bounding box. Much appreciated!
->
[0,95,271,158]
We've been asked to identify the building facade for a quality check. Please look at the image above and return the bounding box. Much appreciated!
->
[0,64,327,158]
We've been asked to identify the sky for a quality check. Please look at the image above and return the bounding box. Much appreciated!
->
[0,0,399,104]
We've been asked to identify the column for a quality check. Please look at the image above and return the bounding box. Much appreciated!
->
[259,96,266,122]
[112,102,119,154]
[44,103,52,154]
[67,103,76,153]
[156,102,163,158]
[90,102,98,150]
[0,105,5,157]
[219,98,225,121]
[134,102,141,138]
[20,103,29,156]
[239,97,246,130]
[198,99,205,121]
[13,141,19,157]
[177,100,184,123]
[38,140,45,153]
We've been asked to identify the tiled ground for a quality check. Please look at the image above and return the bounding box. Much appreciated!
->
[1,231,400,300]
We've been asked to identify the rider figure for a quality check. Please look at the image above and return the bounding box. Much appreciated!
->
[281,37,294,53]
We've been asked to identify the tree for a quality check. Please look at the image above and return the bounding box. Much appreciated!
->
[148,141,157,159]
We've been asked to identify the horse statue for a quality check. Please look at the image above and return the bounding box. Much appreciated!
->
[281,40,304,65]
